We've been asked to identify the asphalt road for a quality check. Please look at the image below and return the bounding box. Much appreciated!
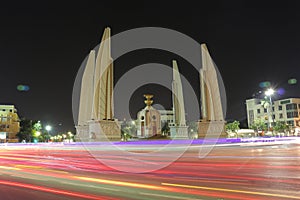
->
[0,139,299,200]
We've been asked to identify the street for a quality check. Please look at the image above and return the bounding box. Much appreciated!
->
[0,139,299,200]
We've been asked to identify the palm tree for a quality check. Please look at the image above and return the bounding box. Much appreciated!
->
[260,97,270,109]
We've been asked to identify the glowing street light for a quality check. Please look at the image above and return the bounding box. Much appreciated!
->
[265,88,275,132]
[265,88,274,96]
[45,125,52,132]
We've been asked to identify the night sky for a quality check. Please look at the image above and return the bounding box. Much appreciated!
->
[1,1,299,132]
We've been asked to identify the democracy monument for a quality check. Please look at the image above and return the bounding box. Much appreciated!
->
[75,27,226,141]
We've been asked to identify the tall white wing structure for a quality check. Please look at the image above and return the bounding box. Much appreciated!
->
[170,60,189,139]
[172,60,186,126]
[78,50,95,126]
[93,27,114,120]
[200,44,224,121]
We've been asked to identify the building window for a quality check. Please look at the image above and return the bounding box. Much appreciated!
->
[279,113,283,119]
[257,109,260,114]
[287,120,294,126]
[2,109,5,112]
[286,103,297,110]
[278,105,282,111]
[272,115,275,120]
[280,100,291,104]
[287,111,299,118]
[272,106,274,112]
[264,108,267,113]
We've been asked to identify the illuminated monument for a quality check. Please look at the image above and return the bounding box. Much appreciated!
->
[76,27,121,141]
[198,44,226,138]
[169,60,189,139]
[136,94,161,138]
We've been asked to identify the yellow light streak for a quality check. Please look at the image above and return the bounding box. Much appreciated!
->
[74,176,167,191]
[161,182,300,199]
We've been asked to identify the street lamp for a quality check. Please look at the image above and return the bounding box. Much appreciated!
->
[265,88,274,97]
[45,125,52,136]
[45,125,52,131]
[265,88,275,133]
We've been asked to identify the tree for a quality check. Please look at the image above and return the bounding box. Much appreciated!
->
[16,118,34,142]
[121,120,137,141]
[225,120,240,138]
[273,121,289,134]
[250,118,267,133]
[260,97,270,109]
[161,122,170,136]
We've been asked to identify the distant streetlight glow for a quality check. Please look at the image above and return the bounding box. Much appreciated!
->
[45,125,52,132]
[265,88,274,96]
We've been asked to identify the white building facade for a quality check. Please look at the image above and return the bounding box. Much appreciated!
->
[246,98,300,128]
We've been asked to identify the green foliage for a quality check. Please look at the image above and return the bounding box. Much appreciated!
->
[225,120,240,133]
[273,121,290,133]
[121,120,137,140]
[16,118,35,142]
[250,118,267,131]
[260,97,270,109]
[161,122,170,136]
[33,121,42,131]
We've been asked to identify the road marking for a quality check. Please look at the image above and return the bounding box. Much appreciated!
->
[139,192,201,200]
[161,182,300,199]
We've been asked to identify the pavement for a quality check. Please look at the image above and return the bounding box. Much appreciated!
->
[0,137,299,199]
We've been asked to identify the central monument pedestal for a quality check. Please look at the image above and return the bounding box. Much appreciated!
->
[198,120,227,138]
[89,120,121,141]
[75,120,121,142]
[170,125,189,139]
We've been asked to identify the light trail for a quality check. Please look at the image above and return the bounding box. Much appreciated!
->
[0,180,115,200]
[73,176,168,191]
[0,142,299,199]
[162,182,300,199]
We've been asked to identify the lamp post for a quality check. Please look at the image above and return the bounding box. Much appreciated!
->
[265,88,274,133]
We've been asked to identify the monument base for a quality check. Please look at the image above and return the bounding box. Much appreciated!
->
[198,120,227,138]
[89,120,121,141]
[76,120,121,142]
[170,125,189,139]
[75,125,89,142]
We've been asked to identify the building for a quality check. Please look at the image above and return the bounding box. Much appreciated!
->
[0,105,20,142]
[136,95,161,138]
[246,97,300,128]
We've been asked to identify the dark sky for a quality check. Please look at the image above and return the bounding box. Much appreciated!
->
[0,0,299,132]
